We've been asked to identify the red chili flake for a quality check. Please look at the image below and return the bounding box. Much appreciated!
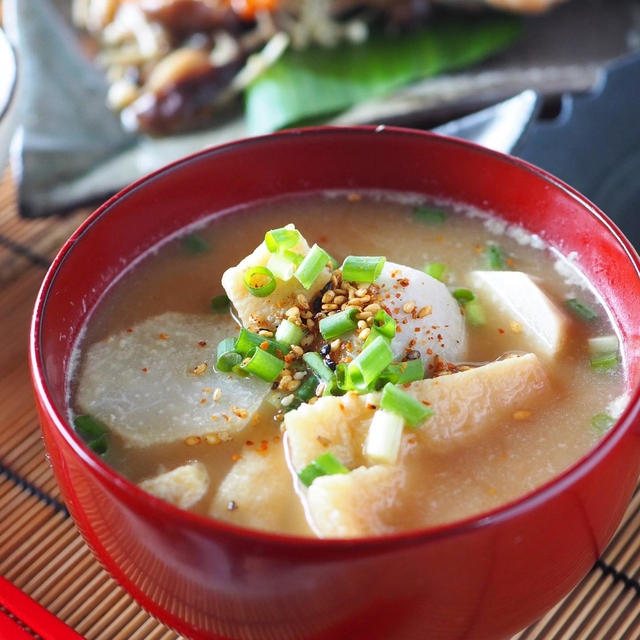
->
[200,398,207,404]
[428,364,434,370]
[437,334,443,341]
[395,293,402,299]
[158,333,168,340]
[259,341,269,351]
[276,349,283,358]
[398,278,410,287]
[260,440,268,451]
[284,354,294,363]
[414,327,421,333]
[339,403,345,412]
[506,257,515,267]
[426,348,433,355]
[498,328,506,334]
[246,440,254,446]
[396,327,403,333]
[141,367,148,373]
[407,437,417,445]
[198,340,207,347]
[422,400,431,406]
[402,318,408,325]
[126,328,133,333]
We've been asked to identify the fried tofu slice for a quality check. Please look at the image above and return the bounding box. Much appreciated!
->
[75,312,271,447]
[210,446,309,534]
[221,224,332,331]
[408,353,549,451]
[284,392,375,472]
[139,461,209,509]
[470,271,569,358]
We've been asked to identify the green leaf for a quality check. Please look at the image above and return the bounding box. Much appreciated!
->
[245,15,522,135]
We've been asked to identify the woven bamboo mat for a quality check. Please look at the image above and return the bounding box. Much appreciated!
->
[1,167,640,640]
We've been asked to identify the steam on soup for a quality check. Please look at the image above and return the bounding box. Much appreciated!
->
[68,193,626,538]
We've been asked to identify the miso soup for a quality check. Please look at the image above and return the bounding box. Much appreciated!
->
[68,193,626,538]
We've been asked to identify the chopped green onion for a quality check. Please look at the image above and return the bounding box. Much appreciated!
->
[372,309,396,339]
[295,244,331,290]
[335,363,356,392]
[463,299,486,327]
[216,338,242,372]
[485,244,506,269]
[267,252,296,281]
[365,409,405,465]
[265,227,300,253]
[414,207,447,225]
[319,307,358,340]
[380,383,434,428]
[295,374,320,403]
[341,256,386,283]
[452,288,475,304]
[348,336,394,390]
[423,262,447,281]
[298,451,349,487]
[591,413,615,434]
[210,294,230,313]
[73,415,109,455]
[379,360,424,386]
[243,266,277,297]
[590,352,619,371]
[240,347,285,382]
[588,335,619,355]
[302,352,335,383]
[566,298,599,321]
[234,328,284,357]
[181,233,210,254]
[275,319,304,347]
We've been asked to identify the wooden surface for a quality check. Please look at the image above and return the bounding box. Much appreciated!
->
[1,167,640,639]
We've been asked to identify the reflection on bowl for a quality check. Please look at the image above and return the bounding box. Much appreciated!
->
[30,128,640,640]
[0,27,18,176]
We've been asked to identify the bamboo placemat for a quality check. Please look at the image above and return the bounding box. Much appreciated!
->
[1,167,640,640]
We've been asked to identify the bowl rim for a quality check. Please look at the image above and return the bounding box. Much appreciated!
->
[0,28,18,122]
[30,125,640,550]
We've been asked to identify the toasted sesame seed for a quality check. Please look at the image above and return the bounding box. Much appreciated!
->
[334,288,347,296]
[232,407,249,418]
[293,371,306,380]
[205,433,221,445]
[357,320,368,330]
[330,338,341,352]
[300,310,312,319]
[213,387,222,401]
[315,382,326,396]
[281,394,296,407]
[192,362,208,375]
[322,303,339,311]
[287,379,302,392]
[297,294,310,310]
[286,307,300,318]
[364,303,380,314]
[322,290,335,303]
[513,410,531,420]
[333,295,347,305]
[291,344,304,356]
[355,288,369,297]
[301,334,314,347]
[306,318,315,329]
[358,328,371,341]
[510,321,523,334]
[356,311,373,320]
[418,306,432,318]
[185,436,201,446]
[258,329,274,337]
[403,301,416,314]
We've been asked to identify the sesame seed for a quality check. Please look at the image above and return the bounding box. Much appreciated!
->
[291,345,304,356]
[184,435,201,446]
[418,306,432,318]
[293,371,306,380]
[330,338,341,352]
[192,362,208,375]
[301,334,314,347]
[213,388,222,402]
[358,328,371,341]
[306,318,315,329]
[281,394,295,407]
[258,329,274,338]
[322,303,339,311]
[510,321,523,334]
[356,311,372,320]
[287,379,302,392]
[363,303,380,314]
[403,301,416,314]
[322,291,335,303]
[356,288,368,297]
[333,295,347,305]
[315,382,327,396]
[205,433,221,445]
[297,294,310,310]
[286,307,300,318]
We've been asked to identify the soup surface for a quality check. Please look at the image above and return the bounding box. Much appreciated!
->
[69,192,626,538]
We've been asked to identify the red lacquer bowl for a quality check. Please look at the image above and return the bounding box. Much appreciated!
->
[30,127,640,640]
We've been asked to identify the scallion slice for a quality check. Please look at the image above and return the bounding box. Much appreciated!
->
[566,298,599,321]
[591,413,615,434]
[243,266,277,297]
[266,252,296,281]
[295,244,331,290]
[380,383,434,428]
[413,207,447,225]
[423,262,447,281]
[348,336,394,390]
[302,352,335,383]
[464,299,486,327]
[234,328,284,357]
[452,288,475,304]
[372,308,396,339]
[295,374,320,403]
[265,227,300,253]
[319,307,358,340]
[240,347,285,382]
[210,294,230,313]
[216,338,242,372]
[275,319,304,347]
[590,352,619,371]
[341,256,386,283]
[588,335,619,355]
[365,409,405,465]
[486,244,506,269]
[298,451,349,487]
[379,360,424,386]
[74,415,109,455]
